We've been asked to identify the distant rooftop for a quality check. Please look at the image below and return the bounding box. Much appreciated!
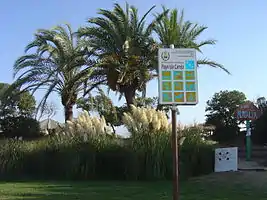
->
[39,118,63,130]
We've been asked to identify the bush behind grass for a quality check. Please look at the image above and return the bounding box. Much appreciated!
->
[0,130,214,181]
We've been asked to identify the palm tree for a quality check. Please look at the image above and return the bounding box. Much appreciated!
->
[153,7,229,73]
[13,24,95,122]
[78,3,166,107]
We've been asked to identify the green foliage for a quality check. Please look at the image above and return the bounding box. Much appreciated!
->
[0,116,41,139]
[153,7,229,73]
[134,95,170,115]
[77,92,170,134]
[77,91,124,134]
[205,90,246,143]
[133,96,157,107]
[5,2,226,181]
[0,125,214,181]
[17,91,36,117]
[252,109,267,145]
[181,125,205,145]
[78,3,166,106]
[0,83,37,138]
[0,83,36,118]
[12,24,95,121]
[179,125,215,178]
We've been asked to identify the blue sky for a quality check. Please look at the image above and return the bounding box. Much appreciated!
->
[1,0,267,132]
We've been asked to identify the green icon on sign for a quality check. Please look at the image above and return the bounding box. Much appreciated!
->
[163,92,172,102]
[185,71,195,80]
[162,71,171,80]
[173,71,183,80]
[162,82,172,91]
[174,82,183,91]
[186,82,196,91]
[174,92,184,103]
[186,92,196,102]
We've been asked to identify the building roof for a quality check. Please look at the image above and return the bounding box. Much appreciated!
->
[39,118,63,130]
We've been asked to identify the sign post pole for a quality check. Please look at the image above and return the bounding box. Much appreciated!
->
[169,44,179,200]
[171,104,178,200]
[245,120,251,161]
[158,46,198,200]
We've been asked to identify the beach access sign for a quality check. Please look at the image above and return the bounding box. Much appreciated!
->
[235,101,260,120]
[158,48,198,105]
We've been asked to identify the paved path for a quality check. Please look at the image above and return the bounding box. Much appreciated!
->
[238,159,267,171]
[191,171,267,187]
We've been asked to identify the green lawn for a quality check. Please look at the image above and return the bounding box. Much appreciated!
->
[0,172,266,200]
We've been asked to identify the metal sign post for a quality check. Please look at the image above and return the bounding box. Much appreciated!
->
[171,104,178,200]
[235,101,260,161]
[245,120,251,160]
[158,46,198,200]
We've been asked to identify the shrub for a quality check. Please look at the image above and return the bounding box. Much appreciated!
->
[0,108,215,181]
[180,124,205,145]
[65,111,112,137]
[122,106,214,180]
[211,126,239,143]
[252,110,267,145]
[123,105,171,180]
[180,142,214,179]
[123,105,170,135]
[178,124,214,179]
[0,116,41,139]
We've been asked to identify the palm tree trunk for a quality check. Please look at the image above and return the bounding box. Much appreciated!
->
[111,124,116,135]
[64,104,74,122]
[124,86,136,108]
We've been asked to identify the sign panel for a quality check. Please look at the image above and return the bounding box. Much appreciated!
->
[235,101,260,121]
[158,48,198,105]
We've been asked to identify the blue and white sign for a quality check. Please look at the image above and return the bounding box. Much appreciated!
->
[158,48,198,105]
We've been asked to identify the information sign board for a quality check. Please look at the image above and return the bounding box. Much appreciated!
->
[158,48,198,105]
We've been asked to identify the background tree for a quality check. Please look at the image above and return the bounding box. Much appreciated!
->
[0,83,36,118]
[134,95,170,117]
[77,90,169,134]
[153,7,229,73]
[205,90,246,143]
[13,24,95,122]
[77,90,122,134]
[252,107,267,145]
[0,83,39,139]
[38,101,57,120]
[133,95,157,108]
[78,3,166,107]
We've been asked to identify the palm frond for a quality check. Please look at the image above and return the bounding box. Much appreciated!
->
[36,81,59,119]
[197,58,230,74]
[13,24,97,121]
[197,39,217,49]
[153,7,229,74]
[138,5,156,29]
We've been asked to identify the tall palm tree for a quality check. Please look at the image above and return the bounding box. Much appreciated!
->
[78,3,166,107]
[13,24,95,122]
[153,7,229,73]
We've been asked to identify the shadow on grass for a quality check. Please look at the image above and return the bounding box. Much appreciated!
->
[0,181,172,200]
